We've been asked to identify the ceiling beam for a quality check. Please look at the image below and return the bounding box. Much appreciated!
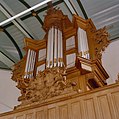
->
[0,66,11,70]
[111,36,119,42]
[36,0,63,14]
[0,1,37,39]
[63,0,77,15]
[3,29,23,59]
[2,0,64,29]
[76,0,88,19]
[68,0,79,15]
[0,47,18,63]
[0,52,15,68]
[18,0,43,25]
[0,0,64,61]
[0,0,52,26]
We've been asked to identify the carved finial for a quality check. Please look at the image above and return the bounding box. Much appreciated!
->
[47,1,53,9]
[116,73,119,83]
[46,1,55,15]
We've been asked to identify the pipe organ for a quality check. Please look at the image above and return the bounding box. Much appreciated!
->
[11,2,110,110]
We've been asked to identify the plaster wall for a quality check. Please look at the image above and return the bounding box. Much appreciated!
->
[0,69,20,113]
[102,39,119,84]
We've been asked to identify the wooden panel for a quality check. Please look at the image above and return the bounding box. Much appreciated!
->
[71,101,82,119]
[59,105,69,119]
[16,115,24,119]
[48,108,56,119]
[26,113,33,119]
[36,110,44,119]
[98,95,112,119]
[84,98,96,119]
[7,118,14,119]
[0,83,119,119]
[1,116,15,119]
[111,91,119,119]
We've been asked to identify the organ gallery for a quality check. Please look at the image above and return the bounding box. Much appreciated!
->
[0,2,119,119]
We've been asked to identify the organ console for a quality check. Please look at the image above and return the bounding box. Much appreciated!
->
[11,2,110,108]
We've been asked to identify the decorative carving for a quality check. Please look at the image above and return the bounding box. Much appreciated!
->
[73,15,110,60]
[94,27,110,59]
[116,73,119,83]
[43,5,72,32]
[12,57,26,82]
[18,67,75,106]
[11,3,110,110]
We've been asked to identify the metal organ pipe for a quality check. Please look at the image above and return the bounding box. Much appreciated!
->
[33,52,36,76]
[54,27,57,67]
[58,29,61,67]
[85,32,89,59]
[47,28,51,68]
[30,51,36,78]
[27,50,32,78]
[60,30,63,67]
[46,26,63,68]
[78,27,89,59]
[29,50,33,78]
[24,49,30,78]
[24,49,36,79]
[50,27,54,68]
[0,0,52,26]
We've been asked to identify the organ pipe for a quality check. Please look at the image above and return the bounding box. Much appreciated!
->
[60,30,63,67]
[46,27,63,68]
[78,27,89,59]
[47,28,51,68]
[54,27,57,67]
[24,49,30,78]
[24,49,36,79]
[50,27,54,68]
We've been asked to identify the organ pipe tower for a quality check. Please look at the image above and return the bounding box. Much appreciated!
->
[12,2,110,108]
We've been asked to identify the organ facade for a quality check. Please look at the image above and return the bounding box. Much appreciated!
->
[11,2,110,109]
[1,2,119,119]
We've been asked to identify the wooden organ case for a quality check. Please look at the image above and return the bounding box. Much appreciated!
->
[2,2,119,119]
[11,2,110,107]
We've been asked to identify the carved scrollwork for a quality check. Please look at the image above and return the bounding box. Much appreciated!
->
[94,27,110,59]
[116,73,119,83]
[18,67,75,105]
[11,57,26,82]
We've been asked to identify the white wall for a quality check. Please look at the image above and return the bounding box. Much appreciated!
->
[0,69,20,113]
[102,39,119,84]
